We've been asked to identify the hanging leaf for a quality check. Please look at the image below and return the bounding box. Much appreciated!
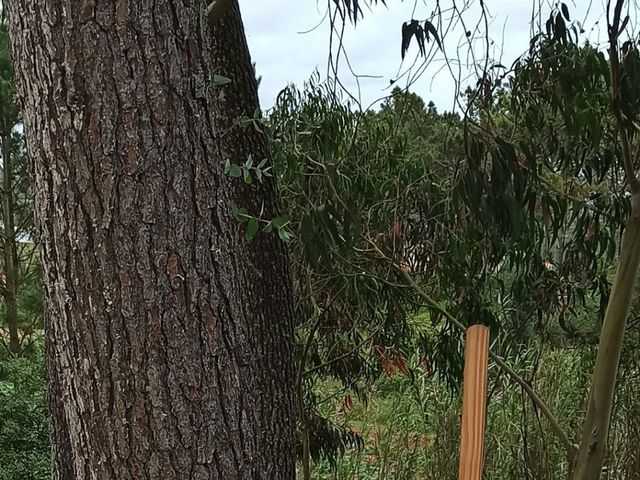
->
[546,17,553,37]
[415,24,426,57]
[424,20,442,51]
[277,227,293,242]
[554,14,567,44]
[349,0,360,23]
[619,15,630,35]
[271,217,289,230]
[401,22,412,59]
[506,196,522,240]
[334,0,387,24]
[561,3,570,21]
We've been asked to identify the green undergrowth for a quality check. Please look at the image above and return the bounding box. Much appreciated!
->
[0,344,50,480]
[303,340,640,480]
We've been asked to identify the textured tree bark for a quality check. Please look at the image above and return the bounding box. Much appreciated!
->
[6,1,296,479]
[1,132,20,355]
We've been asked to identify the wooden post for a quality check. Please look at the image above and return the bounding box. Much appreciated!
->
[458,325,490,480]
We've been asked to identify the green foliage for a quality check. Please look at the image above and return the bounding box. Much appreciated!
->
[2,3,640,479]
[269,77,467,461]
[0,347,50,480]
[303,339,640,479]
[0,23,19,127]
[17,253,44,339]
[450,17,637,347]
[266,6,640,470]
[0,26,46,476]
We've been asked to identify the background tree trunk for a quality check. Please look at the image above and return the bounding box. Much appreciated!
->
[1,132,20,355]
[6,1,296,478]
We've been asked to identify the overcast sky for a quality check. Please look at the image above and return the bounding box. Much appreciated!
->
[239,1,609,111]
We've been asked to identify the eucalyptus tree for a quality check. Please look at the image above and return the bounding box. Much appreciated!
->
[467,4,640,477]
[304,1,640,478]
[267,78,468,476]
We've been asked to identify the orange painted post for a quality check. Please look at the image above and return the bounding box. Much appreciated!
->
[458,325,490,480]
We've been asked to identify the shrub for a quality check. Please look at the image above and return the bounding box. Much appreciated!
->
[0,346,50,480]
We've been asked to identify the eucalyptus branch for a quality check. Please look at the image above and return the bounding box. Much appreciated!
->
[14,211,33,237]
[607,0,639,192]
[537,174,604,215]
[398,266,578,462]
[297,277,325,392]
[363,237,577,462]
[303,323,384,377]
[18,313,43,350]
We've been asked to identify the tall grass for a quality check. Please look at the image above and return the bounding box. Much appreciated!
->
[305,340,639,479]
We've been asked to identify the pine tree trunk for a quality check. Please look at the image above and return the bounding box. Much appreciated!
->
[1,133,20,355]
[6,1,296,478]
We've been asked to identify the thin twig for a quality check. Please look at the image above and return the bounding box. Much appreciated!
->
[303,323,385,377]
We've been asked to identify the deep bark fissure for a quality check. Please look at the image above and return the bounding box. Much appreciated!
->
[6,0,296,478]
